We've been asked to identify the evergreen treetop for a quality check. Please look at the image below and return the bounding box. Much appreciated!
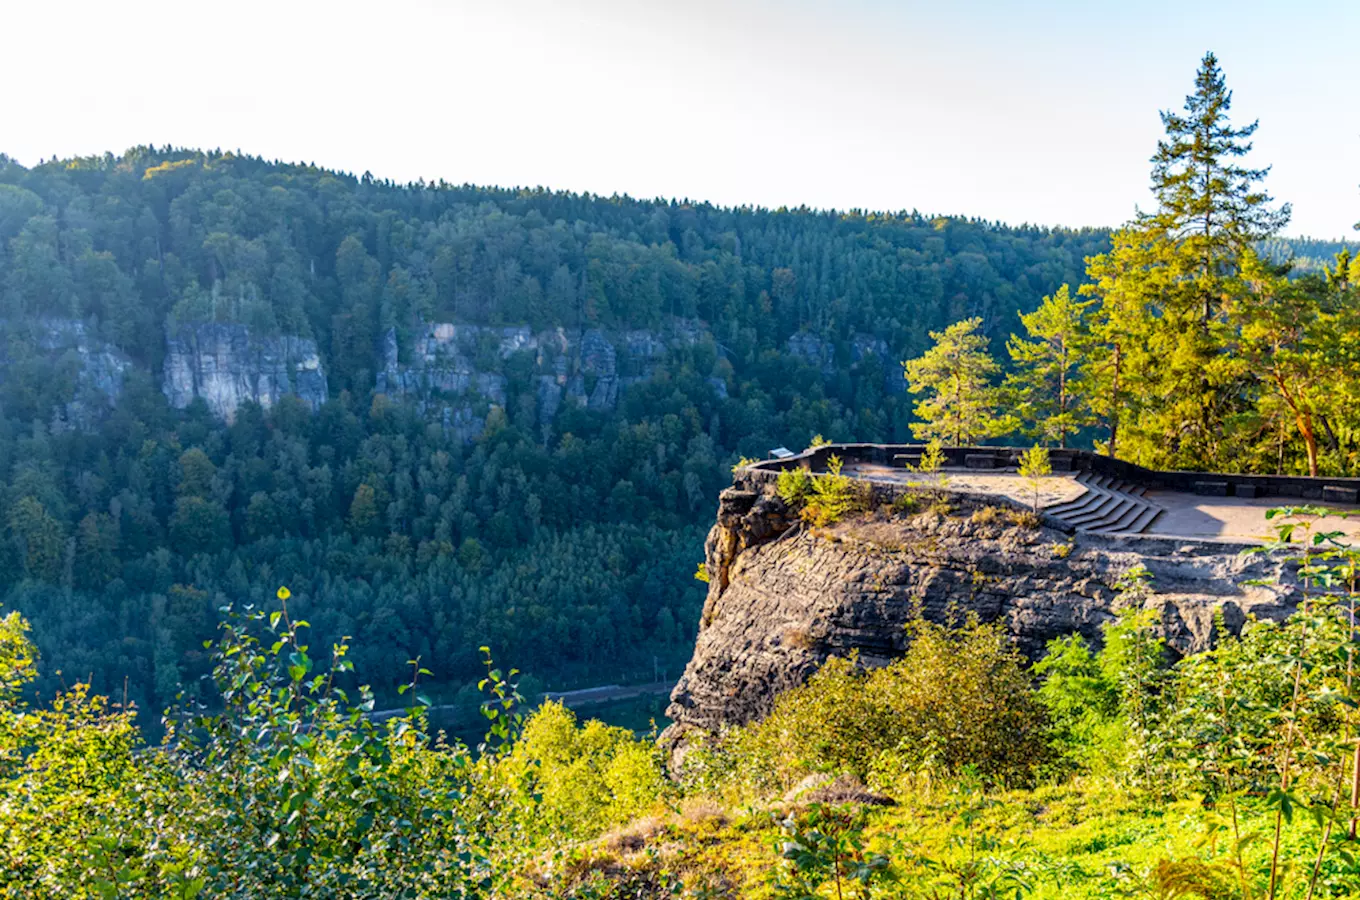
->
[1142,52,1291,280]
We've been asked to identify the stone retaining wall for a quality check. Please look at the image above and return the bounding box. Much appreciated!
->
[744,444,1360,504]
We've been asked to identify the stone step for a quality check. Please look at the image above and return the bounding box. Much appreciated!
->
[1069,500,1136,530]
[1093,503,1163,535]
[1066,494,1129,527]
[1046,489,1104,517]
[1048,488,1117,517]
[1043,470,1164,534]
[1125,504,1164,534]
[1089,499,1152,533]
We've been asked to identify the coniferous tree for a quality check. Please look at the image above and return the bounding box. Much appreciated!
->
[903,318,1011,445]
[1232,252,1339,476]
[1142,50,1291,316]
[1080,230,1160,461]
[1004,285,1093,448]
[1083,52,1287,469]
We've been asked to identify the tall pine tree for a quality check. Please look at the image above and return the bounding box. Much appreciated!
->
[1004,285,1094,448]
[1082,52,1287,469]
[1142,51,1291,316]
[903,318,1011,445]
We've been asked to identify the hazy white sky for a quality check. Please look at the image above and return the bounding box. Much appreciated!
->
[4,0,1356,236]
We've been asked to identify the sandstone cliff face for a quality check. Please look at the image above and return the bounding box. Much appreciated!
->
[162,324,327,422]
[375,319,718,436]
[5,319,133,431]
[667,483,1296,736]
[785,331,904,393]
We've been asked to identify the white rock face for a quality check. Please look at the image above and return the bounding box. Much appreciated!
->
[163,324,328,422]
[376,319,722,435]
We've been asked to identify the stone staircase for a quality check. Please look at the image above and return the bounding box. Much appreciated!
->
[1044,472,1164,534]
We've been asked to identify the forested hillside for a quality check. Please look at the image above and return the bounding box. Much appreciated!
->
[0,150,1105,713]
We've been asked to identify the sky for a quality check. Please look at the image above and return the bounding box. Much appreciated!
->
[3,0,1357,237]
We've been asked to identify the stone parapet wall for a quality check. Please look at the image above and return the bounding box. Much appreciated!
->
[744,444,1360,505]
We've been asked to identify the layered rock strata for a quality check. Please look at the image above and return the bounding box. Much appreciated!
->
[375,320,717,434]
[162,324,327,422]
[666,482,1297,737]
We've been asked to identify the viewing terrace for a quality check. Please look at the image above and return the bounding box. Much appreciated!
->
[742,444,1360,543]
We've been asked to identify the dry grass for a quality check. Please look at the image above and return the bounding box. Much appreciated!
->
[782,773,896,809]
[678,797,730,830]
[601,815,668,855]
[927,498,955,516]
[783,626,818,651]
[1005,508,1043,529]
[971,505,1004,526]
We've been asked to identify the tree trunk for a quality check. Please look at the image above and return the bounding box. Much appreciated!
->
[1058,342,1068,449]
[1320,415,1341,454]
[1107,343,1122,459]
[1300,416,1320,478]
[1274,371,1320,477]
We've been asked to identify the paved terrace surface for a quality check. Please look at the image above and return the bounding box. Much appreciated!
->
[843,462,1360,543]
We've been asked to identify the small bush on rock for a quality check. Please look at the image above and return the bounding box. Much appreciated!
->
[703,618,1052,798]
[776,467,814,506]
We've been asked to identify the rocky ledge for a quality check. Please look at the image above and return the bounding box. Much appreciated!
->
[664,481,1297,741]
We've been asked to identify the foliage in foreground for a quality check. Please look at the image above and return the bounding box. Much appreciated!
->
[0,591,665,898]
[8,507,1360,898]
[679,617,1051,799]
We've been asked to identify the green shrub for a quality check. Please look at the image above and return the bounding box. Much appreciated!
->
[802,456,867,526]
[776,467,814,506]
[507,702,670,838]
[1034,633,1124,776]
[1017,444,1052,511]
[705,618,1052,798]
[777,457,869,526]
[889,492,920,515]
[905,438,951,492]
[731,456,761,474]
[867,618,1052,787]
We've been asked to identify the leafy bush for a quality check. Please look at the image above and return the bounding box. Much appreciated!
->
[889,492,920,515]
[1034,633,1124,776]
[0,597,548,898]
[776,467,814,506]
[1033,571,1169,784]
[1017,444,1052,511]
[696,617,1052,798]
[802,456,868,527]
[731,456,761,474]
[866,618,1052,787]
[506,701,670,839]
[776,456,868,526]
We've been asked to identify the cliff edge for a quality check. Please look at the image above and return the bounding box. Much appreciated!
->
[665,478,1297,741]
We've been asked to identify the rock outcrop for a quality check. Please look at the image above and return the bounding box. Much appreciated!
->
[784,331,904,393]
[0,319,133,431]
[375,319,718,435]
[666,481,1297,738]
[162,323,327,422]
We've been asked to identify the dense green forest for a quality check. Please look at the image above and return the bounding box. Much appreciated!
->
[0,143,1111,714]
[5,44,1360,900]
